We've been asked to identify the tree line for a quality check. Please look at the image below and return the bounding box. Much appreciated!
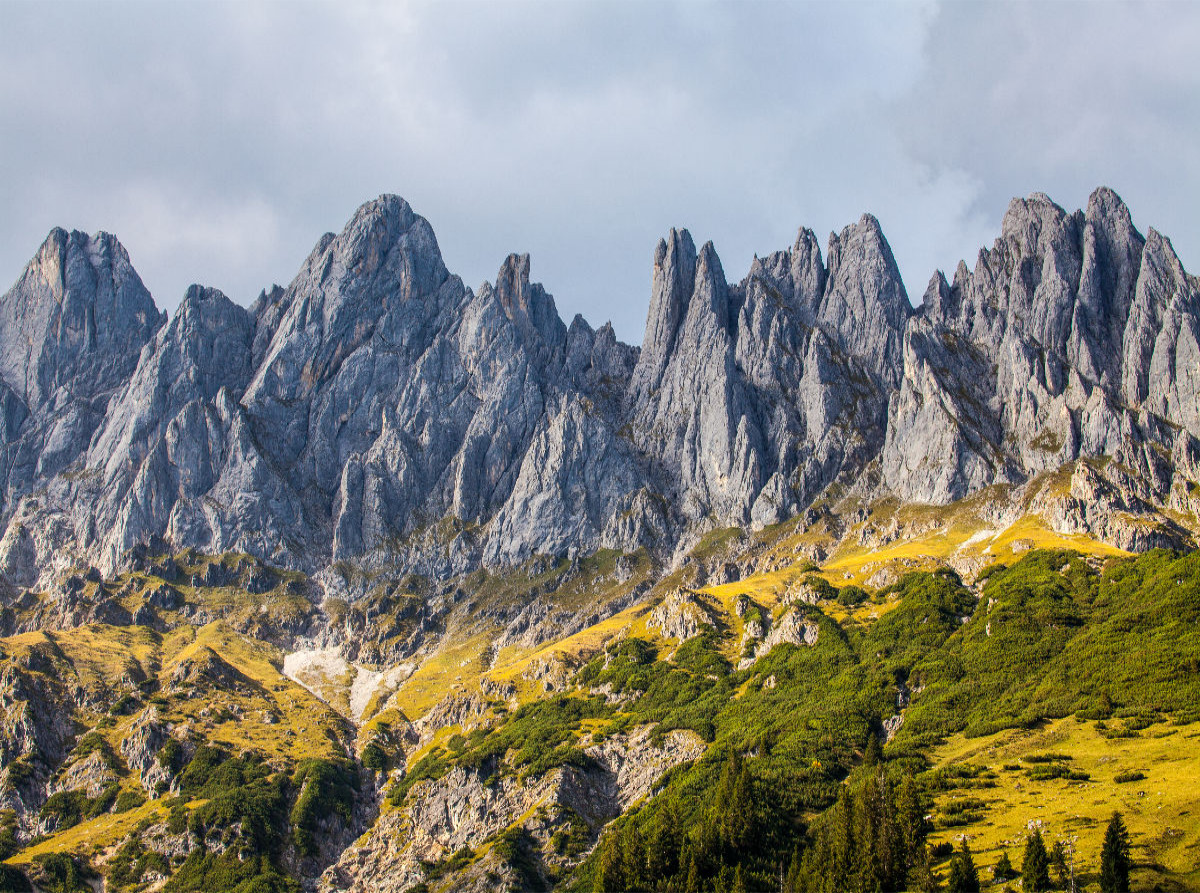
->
[589,758,1134,893]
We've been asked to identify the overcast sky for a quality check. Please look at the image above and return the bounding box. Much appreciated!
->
[1,1,1197,344]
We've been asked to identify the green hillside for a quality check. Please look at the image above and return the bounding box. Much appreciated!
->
[0,545,1197,892]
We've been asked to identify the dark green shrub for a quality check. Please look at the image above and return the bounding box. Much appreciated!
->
[0,864,31,891]
[157,738,184,772]
[31,852,91,893]
[114,789,147,812]
[38,790,90,831]
[289,759,358,857]
[361,741,389,771]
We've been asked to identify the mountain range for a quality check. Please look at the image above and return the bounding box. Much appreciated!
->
[0,186,1197,593]
[0,188,1198,893]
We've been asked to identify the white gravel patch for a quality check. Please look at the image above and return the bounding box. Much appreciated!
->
[283,649,415,724]
[349,667,382,721]
[957,528,999,553]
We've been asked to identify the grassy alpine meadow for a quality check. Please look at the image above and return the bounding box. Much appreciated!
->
[1,543,1198,891]
[925,716,1200,890]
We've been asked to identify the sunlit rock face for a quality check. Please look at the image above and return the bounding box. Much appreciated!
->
[0,187,1196,584]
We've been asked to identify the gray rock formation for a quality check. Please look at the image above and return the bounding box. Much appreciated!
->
[0,186,1195,585]
[737,607,820,669]
[319,724,703,893]
[882,188,1200,515]
[0,228,163,516]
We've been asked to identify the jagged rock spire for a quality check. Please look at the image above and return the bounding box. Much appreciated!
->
[0,186,1194,583]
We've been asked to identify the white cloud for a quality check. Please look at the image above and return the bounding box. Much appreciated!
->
[0,0,1196,342]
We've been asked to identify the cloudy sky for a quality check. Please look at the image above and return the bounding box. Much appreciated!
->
[1,1,1197,344]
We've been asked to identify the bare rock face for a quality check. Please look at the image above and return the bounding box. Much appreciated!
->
[81,284,262,567]
[0,228,162,417]
[0,187,1195,586]
[319,725,702,893]
[882,188,1200,509]
[48,750,118,800]
[738,608,820,669]
[119,707,174,794]
[647,589,720,642]
[0,228,163,550]
[624,216,909,532]
[0,658,80,821]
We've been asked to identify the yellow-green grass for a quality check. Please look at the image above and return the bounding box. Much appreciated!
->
[6,798,191,866]
[8,620,350,766]
[44,624,161,685]
[985,515,1130,561]
[737,462,1136,590]
[927,716,1200,888]
[391,632,495,718]
[819,513,1127,587]
[485,599,656,700]
[158,624,348,763]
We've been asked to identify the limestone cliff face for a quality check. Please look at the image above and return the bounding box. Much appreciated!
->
[882,188,1200,508]
[0,187,1195,583]
[0,229,163,516]
[626,214,909,532]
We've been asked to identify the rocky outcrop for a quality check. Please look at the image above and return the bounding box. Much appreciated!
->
[319,725,702,893]
[0,187,1195,587]
[119,707,174,794]
[647,589,721,642]
[882,189,1200,509]
[738,608,820,669]
[0,656,80,820]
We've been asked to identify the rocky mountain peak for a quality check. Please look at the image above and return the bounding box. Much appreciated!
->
[993,192,1080,265]
[276,194,449,339]
[689,241,732,332]
[1086,186,1134,228]
[819,213,910,390]
[789,227,826,314]
[490,253,567,357]
[165,285,254,392]
[0,227,162,412]
[339,194,420,274]
[920,270,952,317]
[0,186,1196,586]
[630,228,699,397]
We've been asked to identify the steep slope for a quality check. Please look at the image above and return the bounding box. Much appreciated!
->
[0,530,1196,890]
[0,228,163,524]
[0,188,1195,591]
[625,216,910,533]
[882,189,1200,527]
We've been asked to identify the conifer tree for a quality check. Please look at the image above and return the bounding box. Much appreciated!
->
[912,844,941,893]
[724,758,754,854]
[732,863,748,893]
[864,733,883,767]
[1021,830,1051,892]
[853,773,884,893]
[828,785,856,893]
[594,833,625,893]
[621,822,647,892]
[647,818,677,884]
[785,844,803,893]
[1050,839,1070,890]
[683,853,701,893]
[946,841,979,893]
[1099,811,1131,893]
[896,772,927,883]
[992,850,1014,883]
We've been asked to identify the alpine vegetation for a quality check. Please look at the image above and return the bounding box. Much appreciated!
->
[0,189,1195,892]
